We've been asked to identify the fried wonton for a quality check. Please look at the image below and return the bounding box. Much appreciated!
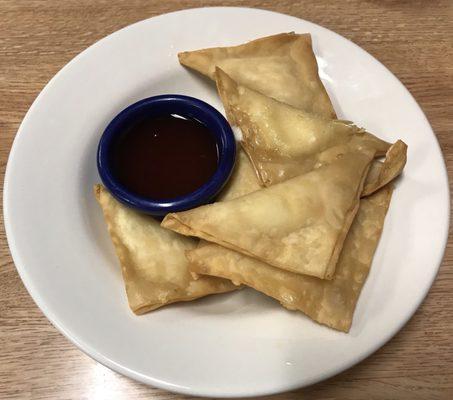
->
[94,185,236,314]
[215,68,398,189]
[179,32,336,118]
[188,185,393,332]
[162,152,374,279]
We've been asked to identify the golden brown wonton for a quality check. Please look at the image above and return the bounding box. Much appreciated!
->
[94,185,236,314]
[179,32,336,118]
[215,68,396,188]
[188,185,393,332]
[161,152,374,279]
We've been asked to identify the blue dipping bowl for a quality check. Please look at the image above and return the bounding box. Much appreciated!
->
[97,95,236,216]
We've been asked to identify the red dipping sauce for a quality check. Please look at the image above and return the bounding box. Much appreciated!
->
[111,114,219,199]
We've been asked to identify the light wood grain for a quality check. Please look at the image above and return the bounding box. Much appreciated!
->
[1,1,452,399]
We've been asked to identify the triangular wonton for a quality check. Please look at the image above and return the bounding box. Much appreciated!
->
[179,32,336,118]
[94,185,237,314]
[215,68,395,188]
[161,152,374,279]
[187,185,393,332]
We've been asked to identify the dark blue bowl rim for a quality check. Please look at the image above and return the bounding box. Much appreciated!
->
[97,94,236,215]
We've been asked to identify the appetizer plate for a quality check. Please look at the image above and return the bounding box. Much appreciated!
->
[4,7,449,398]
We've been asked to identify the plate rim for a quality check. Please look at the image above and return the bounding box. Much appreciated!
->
[3,6,450,398]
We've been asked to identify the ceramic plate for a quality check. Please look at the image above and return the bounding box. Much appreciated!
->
[4,7,449,398]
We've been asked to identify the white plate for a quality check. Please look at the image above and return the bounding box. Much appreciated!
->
[4,7,449,398]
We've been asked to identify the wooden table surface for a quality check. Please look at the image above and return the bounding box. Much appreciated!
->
[1,1,452,399]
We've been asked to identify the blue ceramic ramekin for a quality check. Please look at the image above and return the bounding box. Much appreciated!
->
[97,95,236,216]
